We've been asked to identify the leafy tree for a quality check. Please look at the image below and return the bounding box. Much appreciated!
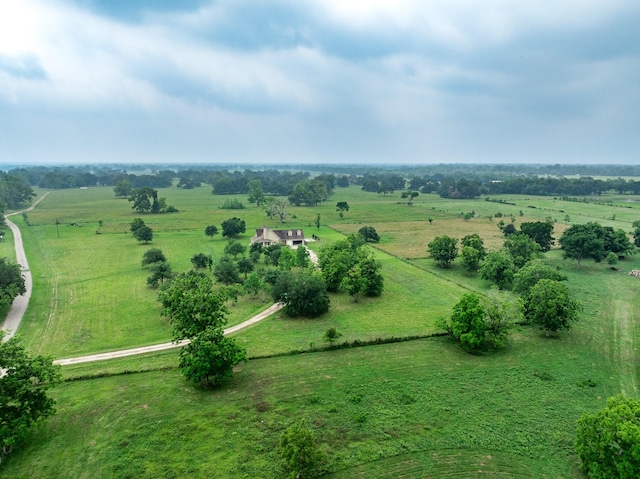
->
[324,327,342,345]
[358,226,380,243]
[448,293,486,352]
[272,272,330,317]
[0,331,61,462]
[319,235,365,292]
[560,222,606,269]
[481,290,524,348]
[141,248,166,266]
[224,240,246,258]
[461,246,482,275]
[428,235,458,268]
[503,233,543,269]
[113,179,133,198]
[214,256,241,285]
[479,250,516,289]
[633,220,640,247]
[278,247,296,271]
[243,272,264,296]
[605,251,619,265]
[190,253,213,270]
[0,258,26,306]
[237,257,254,279]
[295,246,310,269]
[401,190,419,205]
[340,256,383,302]
[526,279,581,335]
[512,259,567,297]
[520,221,555,252]
[502,223,517,236]
[602,227,634,258]
[266,197,290,223]
[130,217,146,234]
[247,179,266,206]
[178,327,246,387]
[133,225,153,244]
[158,272,227,340]
[336,201,349,218]
[279,419,326,479]
[146,261,172,288]
[205,225,219,239]
[575,394,640,479]
[128,187,158,213]
[461,233,486,258]
[288,180,328,206]
[221,217,246,238]
[265,244,283,267]
[314,213,321,230]
[0,172,35,208]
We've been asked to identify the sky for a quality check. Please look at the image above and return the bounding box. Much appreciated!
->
[0,0,639,165]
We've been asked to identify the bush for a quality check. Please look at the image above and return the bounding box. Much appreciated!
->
[272,272,330,317]
[219,198,245,209]
[279,419,326,479]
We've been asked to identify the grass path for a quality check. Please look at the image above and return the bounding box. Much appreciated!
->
[611,296,639,396]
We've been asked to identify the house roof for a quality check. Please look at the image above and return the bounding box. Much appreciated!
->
[253,226,305,241]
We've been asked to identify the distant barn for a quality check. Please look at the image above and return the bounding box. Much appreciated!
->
[250,226,306,247]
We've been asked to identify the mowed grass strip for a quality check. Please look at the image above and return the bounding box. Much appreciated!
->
[1,332,612,479]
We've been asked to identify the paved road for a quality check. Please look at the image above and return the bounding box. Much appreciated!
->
[1,193,49,342]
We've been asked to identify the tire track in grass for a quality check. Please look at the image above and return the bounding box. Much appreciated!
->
[612,298,638,396]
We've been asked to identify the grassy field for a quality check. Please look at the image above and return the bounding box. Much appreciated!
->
[1,184,639,477]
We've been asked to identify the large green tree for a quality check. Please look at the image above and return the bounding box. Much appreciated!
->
[559,222,606,269]
[0,258,26,306]
[512,259,567,297]
[525,279,581,335]
[479,250,516,289]
[520,221,555,252]
[575,394,640,479]
[272,272,330,318]
[448,293,486,352]
[158,272,246,386]
[358,226,380,243]
[178,327,246,387]
[0,172,35,208]
[221,217,246,238]
[0,331,61,462]
[428,235,458,268]
[141,248,166,267]
[503,233,543,269]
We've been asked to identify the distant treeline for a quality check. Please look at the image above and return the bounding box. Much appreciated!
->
[4,165,640,206]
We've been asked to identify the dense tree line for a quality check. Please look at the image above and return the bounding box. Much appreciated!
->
[0,172,35,208]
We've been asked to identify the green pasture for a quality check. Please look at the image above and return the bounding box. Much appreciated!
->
[2,185,640,477]
[1,323,626,478]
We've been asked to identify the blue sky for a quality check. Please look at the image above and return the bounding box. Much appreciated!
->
[0,0,638,164]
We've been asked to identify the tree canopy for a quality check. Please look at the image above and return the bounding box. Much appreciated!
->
[575,394,640,479]
[428,235,458,268]
[272,271,330,318]
[358,226,380,243]
[0,258,26,306]
[479,250,516,289]
[141,248,166,266]
[525,279,581,335]
[221,217,246,238]
[520,221,555,252]
[0,331,61,462]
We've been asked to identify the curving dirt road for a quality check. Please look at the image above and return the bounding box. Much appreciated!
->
[1,193,49,342]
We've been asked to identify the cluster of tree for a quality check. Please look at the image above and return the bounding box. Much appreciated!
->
[559,222,635,268]
[0,172,35,209]
[127,188,177,214]
[438,290,524,352]
[0,257,27,306]
[158,272,246,386]
[141,248,172,287]
[437,178,481,199]
[359,173,406,195]
[0,330,61,463]
[288,180,330,206]
[130,218,153,244]
[575,394,640,478]
[319,235,383,302]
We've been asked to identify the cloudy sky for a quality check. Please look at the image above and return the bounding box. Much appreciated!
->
[0,0,638,165]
